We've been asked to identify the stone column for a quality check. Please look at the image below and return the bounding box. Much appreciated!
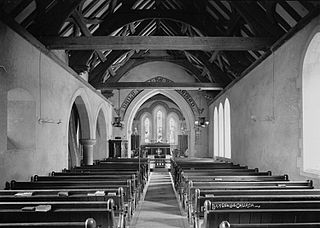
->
[80,139,96,165]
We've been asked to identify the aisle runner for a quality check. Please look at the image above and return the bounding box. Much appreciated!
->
[130,172,188,228]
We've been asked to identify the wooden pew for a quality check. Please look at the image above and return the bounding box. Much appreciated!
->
[193,190,320,228]
[0,218,96,228]
[51,170,146,191]
[32,173,143,209]
[170,159,247,184]
[182,180,313,221]
[203,200,320,228]
[0,188,127,226]
[0,200,115,228]
[219,221,320,227]
[178,175,288,195]
[174,169,265,188]
[72,163,147,174]
[6,180,135,220]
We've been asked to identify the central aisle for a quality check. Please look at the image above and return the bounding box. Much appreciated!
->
[130,171,189,228]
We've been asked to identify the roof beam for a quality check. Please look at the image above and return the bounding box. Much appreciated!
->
[72,10,106,62]
[96,82,224,90]
[44,36,272,51]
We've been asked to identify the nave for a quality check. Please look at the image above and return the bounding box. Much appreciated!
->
[130,171,188,228]
[1,157,320,227]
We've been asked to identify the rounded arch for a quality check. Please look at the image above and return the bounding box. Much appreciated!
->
[302,27,320,173]
[167,112,179,145]
[66,89,92,167]
[218,102,224,157]
[153,105,167,142]
[124,89,195,157]
[93,106,108,160]
[67,88,92,139]
[224,98,231,159]
[140,112,152,143]
[134,100,184,121]
[213,106,219,158]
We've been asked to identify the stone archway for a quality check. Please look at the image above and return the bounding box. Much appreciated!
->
[123,89,196,157]
[67,95,91,168]
[94,108,108,160]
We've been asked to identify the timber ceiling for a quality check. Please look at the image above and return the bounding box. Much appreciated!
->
[1,0,320,100]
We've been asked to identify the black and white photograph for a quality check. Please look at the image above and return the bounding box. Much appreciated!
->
[0,0,320,227]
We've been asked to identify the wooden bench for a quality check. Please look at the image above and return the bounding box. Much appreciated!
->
[174,169,265,188]
[6,180,135,220]
[72,163,147,175]
[178,175,289,198]
[203,200,320,228]
[192,190,320,228]
[32,173,144,208]
[0,200,115,228]
[0,188,128,225]
[0,218,96,228]
[219,221,320,227]
[182,180,314,220]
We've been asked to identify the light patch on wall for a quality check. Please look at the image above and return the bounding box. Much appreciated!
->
[7,88,36,150]
[302,32,320,174]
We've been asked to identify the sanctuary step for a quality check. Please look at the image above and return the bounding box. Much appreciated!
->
[130,171,188,228]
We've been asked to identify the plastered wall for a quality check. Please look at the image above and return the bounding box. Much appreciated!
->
[209,15,320,186]
[0,21,113,188]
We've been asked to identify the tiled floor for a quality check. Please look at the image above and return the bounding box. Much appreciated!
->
[130,172,189,228]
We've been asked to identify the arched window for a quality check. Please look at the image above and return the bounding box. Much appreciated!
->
[224,98,231,159]
[156,110,163,142]
[169,117,177,144]
[303,32,320,173]
[213,107,219,157]
[140,113,152,144]
[144,118,150,143]
[218,103,224,157]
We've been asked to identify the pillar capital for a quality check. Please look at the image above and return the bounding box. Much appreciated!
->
[80,139,96,146]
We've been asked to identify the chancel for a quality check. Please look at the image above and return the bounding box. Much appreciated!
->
[1,1,320,228]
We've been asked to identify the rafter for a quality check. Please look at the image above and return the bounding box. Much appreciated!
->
[230,1,284,38]
[72,10,106,62]
[93,9,208,36]
[187,51,232,84]
[29,0,84,36]
[44,36,272,51]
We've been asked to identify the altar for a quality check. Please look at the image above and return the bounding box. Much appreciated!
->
[141,142,171,157]
[141,142,172,169]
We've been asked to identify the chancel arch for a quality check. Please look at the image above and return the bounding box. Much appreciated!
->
[123,89,195,157]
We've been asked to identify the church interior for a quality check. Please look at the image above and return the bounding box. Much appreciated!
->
[1,0,320,227]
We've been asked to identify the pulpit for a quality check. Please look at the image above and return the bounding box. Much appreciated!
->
[108,139,128,158]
